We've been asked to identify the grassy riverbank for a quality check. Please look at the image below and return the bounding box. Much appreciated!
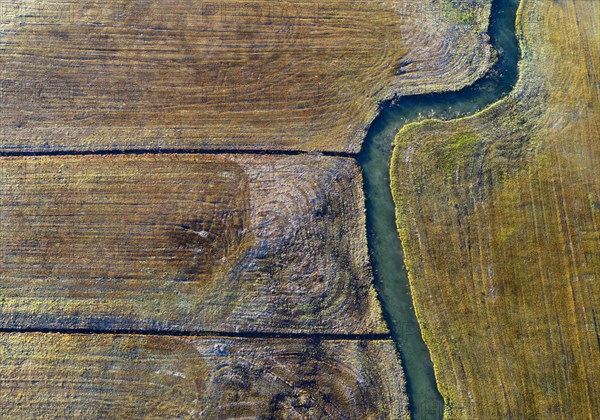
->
[392,0,599,417]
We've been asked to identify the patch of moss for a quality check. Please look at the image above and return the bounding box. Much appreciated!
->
[442,0,486,27]
[435,132,480,179]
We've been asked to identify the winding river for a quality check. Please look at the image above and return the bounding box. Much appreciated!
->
[357,0,520,418]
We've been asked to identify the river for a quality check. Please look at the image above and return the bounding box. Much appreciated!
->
[356,0,520,418]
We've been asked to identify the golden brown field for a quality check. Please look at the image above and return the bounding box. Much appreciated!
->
[0,334,407,418]
[0,0,491,152]
[392,0,600,417]
[0,154,387,334]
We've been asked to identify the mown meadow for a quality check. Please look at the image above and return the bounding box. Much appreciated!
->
[392,0,599,417]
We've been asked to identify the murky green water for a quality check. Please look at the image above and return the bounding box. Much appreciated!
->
[357,1,520,418]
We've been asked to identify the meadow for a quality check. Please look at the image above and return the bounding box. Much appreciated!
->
[0,154,387,334]
[0,0,491,152]
[392,0,600,417]
[0,334,408,418]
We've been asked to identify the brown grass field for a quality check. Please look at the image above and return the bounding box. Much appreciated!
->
[392,0,600,417]
[0,334,407,418]
[0,0,491,152]
[0,154,388,334]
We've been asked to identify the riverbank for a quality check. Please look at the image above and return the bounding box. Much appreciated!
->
[392,0,599,417]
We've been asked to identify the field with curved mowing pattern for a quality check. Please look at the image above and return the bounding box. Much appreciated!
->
[0,0,491,152]
[0,154,387,334]
[0,0,503,417]
[0,334,408,418]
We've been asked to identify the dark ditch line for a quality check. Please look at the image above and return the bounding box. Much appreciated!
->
[0,327,391,341]
[0,147,355,159]
[592,309,600,352]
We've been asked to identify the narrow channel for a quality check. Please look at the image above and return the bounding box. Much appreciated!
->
[356,0,520,418]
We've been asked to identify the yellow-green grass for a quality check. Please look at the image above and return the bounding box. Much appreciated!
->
[0,0,491,153]
[392,0,599,417]
[0,154,387,334]
[0,333,408,418]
